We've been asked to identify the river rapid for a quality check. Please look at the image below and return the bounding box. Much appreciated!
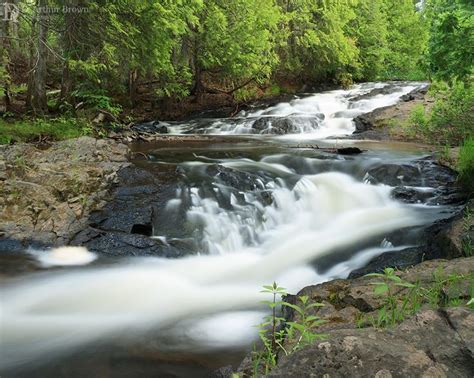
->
[0,82,465,377]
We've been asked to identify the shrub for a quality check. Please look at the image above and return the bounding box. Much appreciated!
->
[428,80,474,145]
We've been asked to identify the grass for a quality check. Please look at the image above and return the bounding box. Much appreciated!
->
[0,117,94,144]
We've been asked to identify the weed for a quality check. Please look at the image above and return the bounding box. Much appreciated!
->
[366,268,418,328]
[252,283,326,376]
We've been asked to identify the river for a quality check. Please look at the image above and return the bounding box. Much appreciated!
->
[0,82,465,377]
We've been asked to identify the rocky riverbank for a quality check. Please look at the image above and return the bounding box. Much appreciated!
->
[233,256,474,377]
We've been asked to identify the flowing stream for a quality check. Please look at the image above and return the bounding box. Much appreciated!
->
[0,82,464,377]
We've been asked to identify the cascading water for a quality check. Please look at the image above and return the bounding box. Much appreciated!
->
[165,81,428,136]
[1,81,460,376]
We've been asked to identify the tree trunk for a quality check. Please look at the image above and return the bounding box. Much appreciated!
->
[60,0,75,105]
[29,0,48,115]
[128,69,138,108]
[0,1,14,112]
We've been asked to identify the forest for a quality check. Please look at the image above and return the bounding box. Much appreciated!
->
[0,1,471,114]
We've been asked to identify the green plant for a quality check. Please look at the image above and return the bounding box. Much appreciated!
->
[71,89,123,116]
[282,295,326,354]
[254,282,287,375]
[252,283,326,376]
[366,268,418,327]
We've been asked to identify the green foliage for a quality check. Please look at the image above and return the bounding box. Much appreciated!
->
[429,81,474,144]
[349,0,388,81]
[458,137,474,193]
[426,0,474,81]
[71,89,123,116]
[279,0,359,83]
[196,0,281,89]
[0,118,93,145]
[253,282,326,375]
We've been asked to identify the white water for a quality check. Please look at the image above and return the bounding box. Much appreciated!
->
[0,172,423,369]
[28,246,97,267]
[168,81,427,136]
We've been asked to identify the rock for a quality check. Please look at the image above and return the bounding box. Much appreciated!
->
[336,147,364,155]
[210,365,234,378]
[353,113,373,133]
[131,121,169,134]
[349,212,467,278]
[0,137,130,253]
[252,115,324,134]
[268,308,474,377]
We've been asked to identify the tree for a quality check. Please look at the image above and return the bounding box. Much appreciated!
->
[278,0,359,84]
[383,0,428,79]
[426,0,474,81]
[349,0,388,81]
[29,0,49,115]
[189,0,281,97]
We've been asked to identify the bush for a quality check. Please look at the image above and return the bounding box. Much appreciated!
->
[407,80,474,145]
[458,137,474,193]
[428,80,474,145]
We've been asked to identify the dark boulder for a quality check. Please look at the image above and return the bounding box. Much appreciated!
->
[352,114,373,133]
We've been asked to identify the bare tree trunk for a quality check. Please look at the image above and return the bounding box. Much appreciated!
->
[29,0,48,115]
[60,0,75,105]
[128,69,138,108]
[0,1,13,112]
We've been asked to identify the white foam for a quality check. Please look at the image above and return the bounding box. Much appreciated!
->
[28,246,97,267]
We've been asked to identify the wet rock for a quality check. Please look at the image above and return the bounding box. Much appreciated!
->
[348,247,427,278]
[350,213,467,278]
[353,113,373,133]
[131,121,169,134]
[252,115,324,134]
[336,147,364,155]
[210,365,234,378]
